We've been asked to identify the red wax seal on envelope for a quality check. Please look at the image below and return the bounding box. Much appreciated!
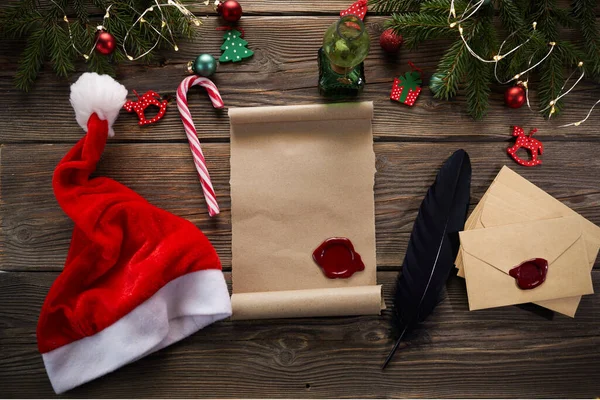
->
[312,237,365,279]
[509,258,548,290]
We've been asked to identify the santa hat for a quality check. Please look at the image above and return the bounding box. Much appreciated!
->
[37,73,232,394]
[340,0,367,20]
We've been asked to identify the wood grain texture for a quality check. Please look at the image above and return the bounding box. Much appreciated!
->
[1,16,599,143]
[2,142,599,273]
[2,2,600,397]
[8,0,599,15]
[1,270,599,398]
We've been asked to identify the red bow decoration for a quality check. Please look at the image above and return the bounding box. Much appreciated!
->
[507,126,544,167]
[340,0,367,20]
[123,90,168,126]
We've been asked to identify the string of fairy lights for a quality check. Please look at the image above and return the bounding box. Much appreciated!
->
[53,0,201,62]
[123,0,202,61]
[51,0,598,126]
[448,0,597,126]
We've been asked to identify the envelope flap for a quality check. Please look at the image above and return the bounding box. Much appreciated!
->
[460,216,582,274]
[480,194,538,227]
[496,166,600,243]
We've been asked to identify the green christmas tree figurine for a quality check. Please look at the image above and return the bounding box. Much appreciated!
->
[219,29,253,63]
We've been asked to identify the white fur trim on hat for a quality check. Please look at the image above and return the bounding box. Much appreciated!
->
[41,269,232,394]
[70,72,128,137]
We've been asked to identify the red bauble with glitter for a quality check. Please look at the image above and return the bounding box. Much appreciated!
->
[504,84,526,108]
[217,0,243,23]
[380,28,403,53]
[95,30,116,55]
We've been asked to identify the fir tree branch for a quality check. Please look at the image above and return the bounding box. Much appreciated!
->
[571,0,600,78]
[14,26,48,91]
[528,0,559,40]
[464,11,495,119]
[48,21,75,77]
[369,0,424,13]
[497,0,527,35]
[434,39,470,99]
[538,43,564,117]
[386,12,455,49]
[465,55,492,119]
[2,0,201,90]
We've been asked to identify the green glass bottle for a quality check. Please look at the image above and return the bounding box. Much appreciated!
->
[318,15,370,97]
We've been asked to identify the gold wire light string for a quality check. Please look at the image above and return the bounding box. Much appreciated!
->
[154,0,177,48]
[456,21,539,64]
[447,0,596,126]
[51,0,113,61]
[494,41,555,84]
[448,0,485,27]
[85,4,114,60]
[541,61,585,117]
[519,51,537,111]
[559,98,600,127]
[122,1,202,61]
[167,0,202,24]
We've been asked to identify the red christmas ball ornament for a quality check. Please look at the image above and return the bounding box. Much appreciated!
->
[504,84,526,108]
[217,0,243,23]
[379,28,403,53]
[95,29,116,55]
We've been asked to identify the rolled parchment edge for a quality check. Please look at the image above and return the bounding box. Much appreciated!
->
[231,284,385,320]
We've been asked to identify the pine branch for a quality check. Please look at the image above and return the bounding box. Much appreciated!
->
[14,26,48,91]
[465,54,492,119]
[497,0,527,35]
[48,21,76,77]
[464,11,495,119]
[538,43,564,117]
[434,40,470,99]
[369,0,424,13]
[2,0,201,90]
[386,12,455,49]
[528,0,559,40]
[571,0,600,78]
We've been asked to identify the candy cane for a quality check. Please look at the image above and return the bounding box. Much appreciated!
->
[177,76,224,217]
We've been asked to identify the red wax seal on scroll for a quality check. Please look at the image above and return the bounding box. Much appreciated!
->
[312,237,365,279]
[509,258,548,290]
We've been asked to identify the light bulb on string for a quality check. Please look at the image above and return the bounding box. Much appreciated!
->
[448,0,485,28]
[122,0,202,62]
[542,61,585,118]
[559,98,600,127]
[445,0,599,126]
[53,0,114,60]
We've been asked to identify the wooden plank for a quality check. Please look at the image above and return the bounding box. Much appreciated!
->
[2,142,599,272]
[1,16,599,143]
[3,0,596,16]
[1,270,599,398]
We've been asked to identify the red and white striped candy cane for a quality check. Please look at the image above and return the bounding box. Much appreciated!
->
[177,76,224,217]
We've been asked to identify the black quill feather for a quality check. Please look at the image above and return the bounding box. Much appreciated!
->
[382,149,471,369]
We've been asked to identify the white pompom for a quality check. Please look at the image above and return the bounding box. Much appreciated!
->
[69,73,128,137]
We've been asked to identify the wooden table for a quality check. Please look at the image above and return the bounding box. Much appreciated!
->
[1,2,600,398]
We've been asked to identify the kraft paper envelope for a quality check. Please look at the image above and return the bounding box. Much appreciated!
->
[457,166,600,277]
[455,190,583,316]
[460,216,594,311]
[456,173,600,316]
[228,102,384,320]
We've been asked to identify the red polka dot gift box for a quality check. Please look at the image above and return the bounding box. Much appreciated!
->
[390,71,422,107]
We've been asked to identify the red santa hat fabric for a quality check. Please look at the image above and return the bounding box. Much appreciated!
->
[340,0,367,20]
[37,73,232,394]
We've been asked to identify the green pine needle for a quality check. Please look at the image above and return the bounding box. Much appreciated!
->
[1,0,201,91]
[14,27,48,91]
[386,12,455,49]
[382,0,600,119]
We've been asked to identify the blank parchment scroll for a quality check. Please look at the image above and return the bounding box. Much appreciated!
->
[229,102,384,320]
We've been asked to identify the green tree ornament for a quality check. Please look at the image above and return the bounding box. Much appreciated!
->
[219,29,253,63]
